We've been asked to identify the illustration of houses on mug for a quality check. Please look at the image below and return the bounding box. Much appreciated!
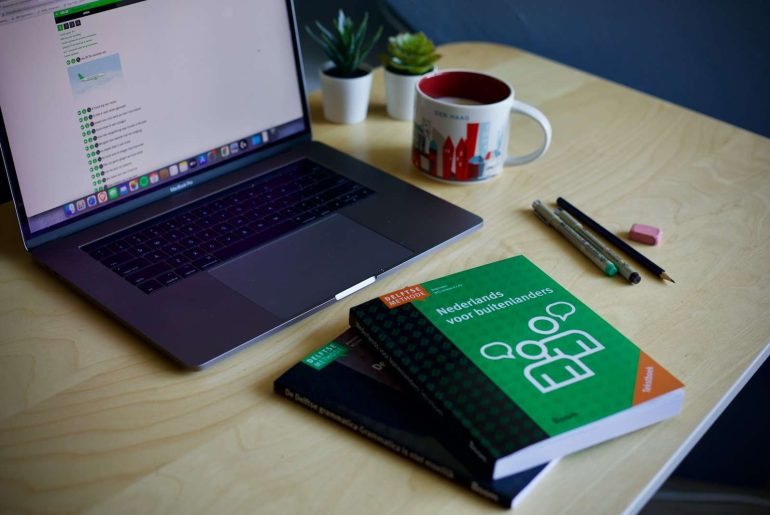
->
[412,120,503,180]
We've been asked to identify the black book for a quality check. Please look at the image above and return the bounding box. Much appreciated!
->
[274,328,554,508]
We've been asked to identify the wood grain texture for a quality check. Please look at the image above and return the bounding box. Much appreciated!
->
[1,42,769,514]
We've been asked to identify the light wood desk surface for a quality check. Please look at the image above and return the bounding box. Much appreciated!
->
[1,42,769,514]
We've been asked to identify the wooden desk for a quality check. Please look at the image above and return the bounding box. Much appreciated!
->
[1,42,769,514]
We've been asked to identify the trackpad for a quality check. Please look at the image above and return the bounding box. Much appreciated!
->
[209,214,414,319]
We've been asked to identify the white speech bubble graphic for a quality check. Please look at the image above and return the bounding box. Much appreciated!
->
[480,341,517,361]
[545,301,576,322]
[515,339,550,361]
[528,315,560,335]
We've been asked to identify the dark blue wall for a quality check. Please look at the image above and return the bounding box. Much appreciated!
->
[386,0,770,138]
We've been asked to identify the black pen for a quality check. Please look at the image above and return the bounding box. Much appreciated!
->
[556,197,674,283]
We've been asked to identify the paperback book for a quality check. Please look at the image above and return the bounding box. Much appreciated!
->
[274,327,555,508]
[350,255,684,479]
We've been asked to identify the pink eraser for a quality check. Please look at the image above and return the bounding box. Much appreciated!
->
[629,223,662,245]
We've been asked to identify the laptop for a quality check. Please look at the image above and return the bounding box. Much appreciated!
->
[0,0,481,368]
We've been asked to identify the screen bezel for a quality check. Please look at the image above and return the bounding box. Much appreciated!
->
[0,0,312,250]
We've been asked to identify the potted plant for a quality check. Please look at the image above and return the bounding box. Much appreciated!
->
[380,32,441,120]
[306,10,382,124]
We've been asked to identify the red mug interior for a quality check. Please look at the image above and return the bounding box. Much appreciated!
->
[418,71,511,105]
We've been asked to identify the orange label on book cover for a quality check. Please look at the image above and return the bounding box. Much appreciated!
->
[380,285,430,309]
[632,351,684,406]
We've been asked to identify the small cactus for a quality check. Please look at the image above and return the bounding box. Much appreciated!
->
[380,32,440,75]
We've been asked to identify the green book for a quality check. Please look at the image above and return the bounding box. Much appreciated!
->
[350,256,684,479]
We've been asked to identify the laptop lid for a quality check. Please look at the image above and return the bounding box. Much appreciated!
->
[0,0,311,249]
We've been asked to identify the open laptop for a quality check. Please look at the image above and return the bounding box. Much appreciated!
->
[0,0,481,368]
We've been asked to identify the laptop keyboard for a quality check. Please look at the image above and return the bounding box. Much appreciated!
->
[82,159,374,294]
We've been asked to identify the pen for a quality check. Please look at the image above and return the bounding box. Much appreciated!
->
[556,197,674,283]
[532,200,617,277]
[554,208,641,284]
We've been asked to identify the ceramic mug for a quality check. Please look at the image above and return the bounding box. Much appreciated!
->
[412,70,552,183]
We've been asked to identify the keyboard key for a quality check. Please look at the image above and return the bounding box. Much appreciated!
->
[201,240,223,253]
[197,228,220,240]
[192,255,219,270]
[184,247,206,261]
[113,257,149,276]
[148,237,169,248]
[217,233,241,246]
[162,242,185,256]
[132,244,153,256]
[101,251,133,268]
[165,230,184,241]
[125,262,172,285]
[181,224,201,235]
[175,264,198,277]
[144,250,169,263]
[166,255,188,268]
[106,240,130,253]
[88,246,112,260]
[138,279,163,294]
[179,236,201,248]
[157,271,181,286]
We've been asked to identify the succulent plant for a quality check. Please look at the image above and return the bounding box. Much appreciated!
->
[380,32,440,75]
[306,10,383,78]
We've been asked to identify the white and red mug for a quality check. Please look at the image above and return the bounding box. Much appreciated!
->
[412,70,552,183]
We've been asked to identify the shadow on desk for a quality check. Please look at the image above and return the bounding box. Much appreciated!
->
[643,358,770,514]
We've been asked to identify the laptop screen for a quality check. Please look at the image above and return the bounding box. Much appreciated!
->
[0,0,308,238]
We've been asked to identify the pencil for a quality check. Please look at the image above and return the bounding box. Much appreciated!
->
[556,197,675,283]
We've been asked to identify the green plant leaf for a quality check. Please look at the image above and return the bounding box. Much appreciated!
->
[306,9,382,77]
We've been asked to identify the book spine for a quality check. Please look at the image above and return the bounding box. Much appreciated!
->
[350,311,497,477]
[273,380,513,508]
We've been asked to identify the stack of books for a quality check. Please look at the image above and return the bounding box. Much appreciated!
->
[274,256,684,508]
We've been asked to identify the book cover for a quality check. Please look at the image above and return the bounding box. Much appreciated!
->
[274,327,555,508]
[349,255,684,479]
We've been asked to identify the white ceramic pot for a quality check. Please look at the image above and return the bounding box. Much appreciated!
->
[384,67,430,120]
[319,61,373,124]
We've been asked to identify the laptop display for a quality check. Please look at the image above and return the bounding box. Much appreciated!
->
[0,0,483,368]
[0,0,309,239]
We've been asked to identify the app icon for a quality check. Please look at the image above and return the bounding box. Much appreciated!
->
[169,164,179,176]
[178,161,188,173]
[159,168,170,180]
[230,142,239,154]
[239,139,248,150]
[64,203,76,216]
[129,179,139,191]
[139,176,149,188]
[107,187,118,200]
[86,195,97,207]
[220,145,230,157]
[98,191,109,203]
[189,159,198,169]
[263,130,270,142]
[118,184,129,196]
[197,154,207,166]
[76,199,86,211]
[207,150,217,161]
[251,134,262,146]
[149,172,159,184]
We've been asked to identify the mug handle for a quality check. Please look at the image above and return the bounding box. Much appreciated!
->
[504,100,552,166]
